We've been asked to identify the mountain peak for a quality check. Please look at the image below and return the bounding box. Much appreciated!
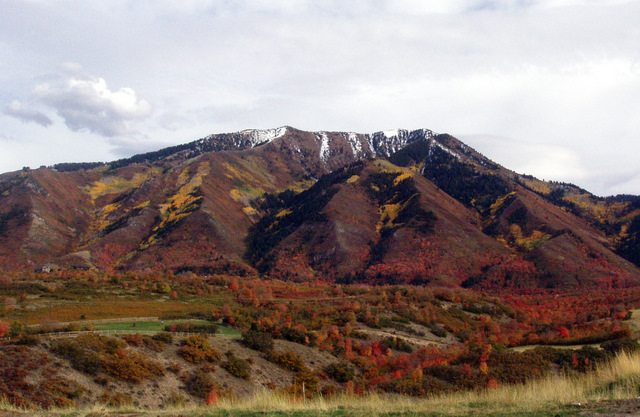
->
[2,126,639,288]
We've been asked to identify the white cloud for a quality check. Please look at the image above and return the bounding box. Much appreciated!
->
[0,0,639,195]
[32,65,151,137]
[4,100,52,127]
[459,134,588,181]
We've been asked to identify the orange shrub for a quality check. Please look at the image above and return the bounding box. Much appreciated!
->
[177,335,222,364]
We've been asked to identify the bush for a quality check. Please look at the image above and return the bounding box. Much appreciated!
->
[430,325,447,338]
[279,327,317,346]
[185,370,219,399]
[51,334,164,382]
[152,331,173,344]
[98,391,133,407]
[13,334,40,346]
[121,332,172,352]
[0,344,84,408]
[601,337,640,354]
[293,369,320,395]
[324,361,355,383]
[221,354,252,380]
[102,350,164,382]
[177,334,222,364]
[267,350,305,372]
[380,374,454,397]
[380,336,413,353]
[51,338,104,375]
[241,330,274,352]
[164,321,219,334]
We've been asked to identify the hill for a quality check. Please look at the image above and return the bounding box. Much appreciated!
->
[0,126,638,288]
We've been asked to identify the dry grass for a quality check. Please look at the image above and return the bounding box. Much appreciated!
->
[7,351,640,416]
[425,350,640,415]
[15,299,211,325]
[180,351,640,416]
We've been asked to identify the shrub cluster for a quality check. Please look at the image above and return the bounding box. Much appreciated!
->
[102,350,164,382]
[601,337,640,354]
[241,330,274,352]
[121,332,172,351]
[177,334,222,363]
[97,391,133,407]
[51,334,122,375]
[50,333,164,382]
[324,361,355,383]
[0,344,84,408]
[164,321,219,334]
[266,350,305,372]
[380,336,413,353]
[220,352,252,380]
[184,370,220,399]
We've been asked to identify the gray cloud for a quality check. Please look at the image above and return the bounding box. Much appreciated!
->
[32,66,151,137]
[0,1,639,195]
[4,100,52,127]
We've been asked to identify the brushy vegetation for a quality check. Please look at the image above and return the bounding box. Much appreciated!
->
[7,351,640,416]
[50,333,164,382]
[220,351,252,380]
[266,350,306,372]
[177,334,222,364]
[2,268,640,411]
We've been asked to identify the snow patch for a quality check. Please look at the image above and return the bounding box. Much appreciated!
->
[431,140,460,159]
[318,132,331,163]
[242,126,288,146]
[383,129,399,139]
[347,132,363,158]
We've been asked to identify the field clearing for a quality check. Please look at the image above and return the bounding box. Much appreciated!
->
[91,319,240,336]
[11,299,221,325]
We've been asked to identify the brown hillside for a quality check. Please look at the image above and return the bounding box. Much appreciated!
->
[0,127,638,288]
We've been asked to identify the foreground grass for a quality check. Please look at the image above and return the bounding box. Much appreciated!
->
[5,350,639,417]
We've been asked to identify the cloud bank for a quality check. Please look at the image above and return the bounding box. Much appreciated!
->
[0,0,639,195]
[30,65,151,137]
[4,100,52,127]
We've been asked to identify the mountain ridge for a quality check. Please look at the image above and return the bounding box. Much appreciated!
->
[1,126,639,288]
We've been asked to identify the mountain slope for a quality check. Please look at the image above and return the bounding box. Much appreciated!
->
[0,127,638,288]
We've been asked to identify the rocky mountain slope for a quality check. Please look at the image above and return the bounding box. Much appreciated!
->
[0,126,638,288]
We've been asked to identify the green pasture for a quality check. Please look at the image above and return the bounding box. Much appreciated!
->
[90,319,240,336]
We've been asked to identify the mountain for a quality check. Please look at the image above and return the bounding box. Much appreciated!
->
[0,126,638,288]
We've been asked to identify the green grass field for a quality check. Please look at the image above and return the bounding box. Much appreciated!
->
[90,319,241,336]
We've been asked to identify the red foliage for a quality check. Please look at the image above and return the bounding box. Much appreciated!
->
[557,326,570,339]
[0,320,8,338]
[206,387,219,405]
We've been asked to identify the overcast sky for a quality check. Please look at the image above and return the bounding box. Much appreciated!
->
[1,0,639,196]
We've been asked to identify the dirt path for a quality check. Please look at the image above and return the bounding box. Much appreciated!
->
[574,399,640,416]
[352,321,457,348]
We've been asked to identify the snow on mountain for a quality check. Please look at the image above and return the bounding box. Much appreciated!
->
[318,132,331,163]
[241,126,288,146]
[346,132,364,159]
[383,129,400,139]
[365,128,435,157]
[117,126,440,173]
[431,139,461,160]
